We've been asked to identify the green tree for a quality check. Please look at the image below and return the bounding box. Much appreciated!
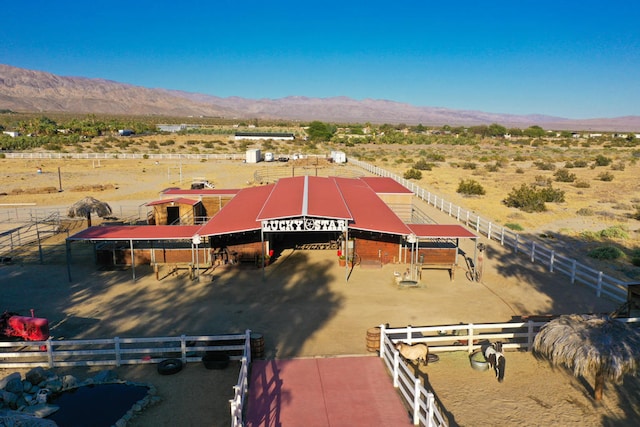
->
[523,125,545,138]
[306,121,336,142]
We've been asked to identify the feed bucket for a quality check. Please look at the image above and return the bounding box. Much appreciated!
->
[366,327,381,352]
[250,333,265,359]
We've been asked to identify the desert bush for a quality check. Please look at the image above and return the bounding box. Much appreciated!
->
[534,160,556,170]
[587,246,624,260]
[457,179,486,196]
[505,223,524,231]
[484,163,500,172]
[461,162,477,170]
[503,184,547,212]
[539,186,565,203]
[576,207,594,216]
[413,159,433,170]
[633,205,640,221]
[611,161,625,171]
[594,154,612,166]
[515,167,525,174]
[404,168,422,180]
[554,168,577,182]
[597,171,614,181]
[599,225,629,239]
[533,175,552,187]
[574,180,591,188]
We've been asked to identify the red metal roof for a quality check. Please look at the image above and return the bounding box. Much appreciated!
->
[196,184,274,236]
[67,177,477,243]
[407,224,477,239]
[146,197,200,206]
[256,176,352,221]
[67,225,202,241]
[335,177,412,235]
[360,177,413,194]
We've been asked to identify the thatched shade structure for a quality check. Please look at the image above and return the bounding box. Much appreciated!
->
[533,314,640,400]
[67,196,112,227]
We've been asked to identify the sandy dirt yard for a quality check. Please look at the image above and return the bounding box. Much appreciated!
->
[1,157,639,426]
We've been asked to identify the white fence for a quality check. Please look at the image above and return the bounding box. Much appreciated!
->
[351,159,631,303]
[379,318,639,426]
[0,331,252,427]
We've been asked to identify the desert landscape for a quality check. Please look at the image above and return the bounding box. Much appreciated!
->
[1,138,640,426]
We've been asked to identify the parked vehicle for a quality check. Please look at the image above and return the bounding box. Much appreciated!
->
[1,310,50,342]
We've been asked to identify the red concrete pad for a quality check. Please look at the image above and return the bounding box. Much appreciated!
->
[246,356,411,427]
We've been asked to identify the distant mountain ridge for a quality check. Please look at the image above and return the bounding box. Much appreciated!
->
[1,64,639,131]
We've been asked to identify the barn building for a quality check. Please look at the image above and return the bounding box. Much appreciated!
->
[66,176,478,281]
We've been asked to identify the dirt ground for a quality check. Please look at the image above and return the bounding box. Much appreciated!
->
[1,158,639,426]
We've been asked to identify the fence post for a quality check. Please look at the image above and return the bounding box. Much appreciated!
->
[379,324,386,359]
[466,211,470,226]
[467,323,474,353]
[531,242,536,263]
[413,378,421,425]
[527,321,534,350]
[46,338,54,368]
[571,260,577,284]
[180,335,187,363]
[549,251,555,272]
[456,206,461,221]
[407,325,413,344]
[476,217,480,233]
[393,351,400,388]
[487,222,492,241]
[514,234,519,254]
[597,271,603,297]
[114,337,121,367]
[500,228,505,246]
[427,393,435,427]
[440,198,444,211]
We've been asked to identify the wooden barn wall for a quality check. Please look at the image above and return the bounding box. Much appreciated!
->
[201,196,235,217]
[350,231,400,264]
[97,247,208,265]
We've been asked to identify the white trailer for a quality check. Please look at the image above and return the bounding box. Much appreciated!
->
[246,149,262,163]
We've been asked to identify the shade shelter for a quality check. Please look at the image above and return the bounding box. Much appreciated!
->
[66,225,201,282]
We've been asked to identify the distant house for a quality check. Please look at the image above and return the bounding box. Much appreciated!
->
[234,132,295,141]
[157,124,187,133]
[2,131,20,138]
[118,129,134,136]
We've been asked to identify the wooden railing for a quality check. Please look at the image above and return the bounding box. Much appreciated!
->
[351,159,630,303]
[0,331,252,427]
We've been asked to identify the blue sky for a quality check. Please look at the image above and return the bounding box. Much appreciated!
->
[1,0,639,119]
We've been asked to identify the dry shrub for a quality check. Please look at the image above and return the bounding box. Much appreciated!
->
[70,184,116,192]
[10,186,59,195]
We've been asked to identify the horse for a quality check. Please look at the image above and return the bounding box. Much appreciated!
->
[484,341,506,382]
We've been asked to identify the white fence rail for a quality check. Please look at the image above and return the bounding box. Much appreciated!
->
[351,159,631,303]
[0,331,252,427]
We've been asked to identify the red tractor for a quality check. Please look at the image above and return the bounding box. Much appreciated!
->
[0,310,50,342]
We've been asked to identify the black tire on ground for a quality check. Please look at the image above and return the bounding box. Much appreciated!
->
[157,358,183,375]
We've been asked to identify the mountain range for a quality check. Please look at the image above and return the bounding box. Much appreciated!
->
[1,64,639,131]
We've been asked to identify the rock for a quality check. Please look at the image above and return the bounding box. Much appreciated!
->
[0,409,58,426]
[20,403,60,418]
[25,367,49,386]
[92,369,118,383]
[0,372,21,390]
[41,379,62,393]
[22,380,33,393]
[60,375,78,390]
[4,377,23,394]
[0,390,18,406]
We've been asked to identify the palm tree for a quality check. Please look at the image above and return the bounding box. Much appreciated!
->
[67,196,112,227]
[533,314,640,401]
